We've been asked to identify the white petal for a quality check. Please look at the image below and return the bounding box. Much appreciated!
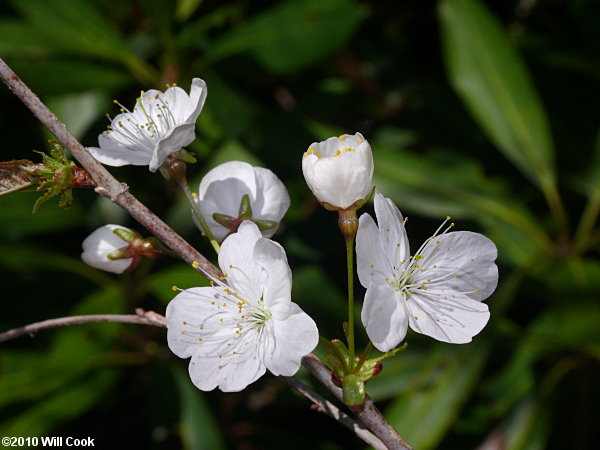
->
[166,287,219,358]
[252,238,292,310]
[265,303,319,376]
[149,122,196,171]
[373,192,410,266]
[81,224,133,274]
[185,78,208,123]
[356,213,394,288]
[198,161,258,242]
[218,221,265,302]
[414,231,498,301]
[88,134,152,167]
[406,291,490,343]
[188,332,267,392]
[361,282,408,352]
[251,167,290,237]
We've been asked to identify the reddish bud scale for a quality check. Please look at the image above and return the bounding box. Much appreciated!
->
[70,166,96,188]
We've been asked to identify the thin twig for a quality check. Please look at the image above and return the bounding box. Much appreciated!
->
[0,309,166,343]
[0,57,410,449]
[281,375,386,450]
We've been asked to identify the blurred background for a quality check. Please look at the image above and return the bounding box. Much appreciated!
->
[0,0,599,448]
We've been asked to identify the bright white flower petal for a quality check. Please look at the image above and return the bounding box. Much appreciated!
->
[357,191,498,350]
[166,221,317,392]
[81,224,133,274]
[196,161,290,241]
[88,78,207,172]
[413,231,498,302]
[406,292,490,344]
[361,283,408,352]
[265,303,319,376]
[302,133,373,209]
[356,213,394,288]
[218,221,265,303]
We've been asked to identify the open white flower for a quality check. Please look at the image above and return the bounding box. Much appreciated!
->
[302,133,373,210]
[166,221,318,392]
[88,78,207,172]
[81,224,135,274]
[356,191,498,351]
[195,161,290,242]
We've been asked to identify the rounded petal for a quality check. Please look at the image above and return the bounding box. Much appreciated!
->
[414,231,498,301]
[88,133,153,167]
[166,287,221,358]
[356,213,394,289]
[149,122,196,171]
[251,167,290,237]
[373,191,410,266]
[406,291,490,343]
[198,161,258,241]
[81,224,132,273]
[185,78,208,122]
[361,283,408,352]
[265,303,319,376]
[218,221,265,302]
[187,333,267,392]
[252,238,292,310]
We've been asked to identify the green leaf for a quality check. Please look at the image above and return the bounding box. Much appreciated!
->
[386,343,489,450]
[206,0,365,73]
[438,0,556,191]
[0,20,48,56]
[9,0,138,64]
[46,92,110,140]
[170,364,225,450]
[9,60,130,95]
[502,398,551,450]
[0,191,84,239]
[176,0,205,22]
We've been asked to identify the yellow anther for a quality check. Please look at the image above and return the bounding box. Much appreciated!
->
[219,318,224,322]
[198,338,203,341]
[229,264,233,268]
[307,147,314,155]
[369,264,374,268]
[358,139,364,144]
[339,135,346,141]
[192,261,199,269]
[113,99,118,104]
[414,316,418,320]
[455,275,460,278]
[471,258,475,262]
[316,152,322,158]
[335,149,341,156]
[183,321,187,325]
[475,289,480,293]
[171,286,178,291]
[450,223,455,227]
[446,216,451,220]
[191,192,198,198]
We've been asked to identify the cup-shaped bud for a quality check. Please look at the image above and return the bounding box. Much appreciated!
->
[302,133,373,210]
[195,161,290,242]
[81,224,138,273]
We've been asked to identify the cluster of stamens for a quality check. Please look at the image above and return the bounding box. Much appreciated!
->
[303,135,365,158]
[174,262,272,363]
[104,87,180,150]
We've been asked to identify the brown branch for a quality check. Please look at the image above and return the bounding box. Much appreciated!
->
[281,375,386,450]
[0,57,410,449]
[0,309,166,343]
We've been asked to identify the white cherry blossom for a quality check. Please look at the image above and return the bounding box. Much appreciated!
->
[166,221,318,392]
[81,224,134,274]
[195,161,290,242]
[302,133,373,210]
[356,191,498,351]
[88,78,207,172]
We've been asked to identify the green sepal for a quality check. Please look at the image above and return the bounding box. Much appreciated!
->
[213,213,236,228]
[113,228,140,243]
[342,374,366,406]
[107,246,134,260]
[238,194,253,220]
[177,149,197,163]
[253,219,278,231]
